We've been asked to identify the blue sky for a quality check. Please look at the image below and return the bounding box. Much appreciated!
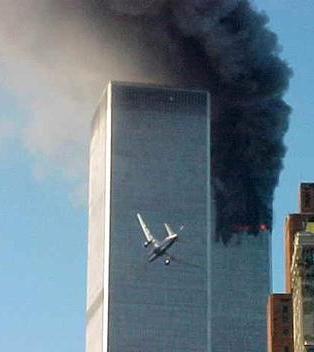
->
[0,1,313,351]
[0,92,87,350]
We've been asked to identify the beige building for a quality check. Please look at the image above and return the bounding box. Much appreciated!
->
[285,183,314,293]
[267,184,314,352]
[291,228,314,352]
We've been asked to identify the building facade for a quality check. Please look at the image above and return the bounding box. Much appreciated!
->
[291,232,314,352]
[299,183,314,214]
[266,184,314,352]
[210,231,270,351]
[267,294,294,352]
[86,81,271,352]
[286,184,314,292]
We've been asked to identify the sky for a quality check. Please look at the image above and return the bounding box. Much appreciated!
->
[0,1,313,351]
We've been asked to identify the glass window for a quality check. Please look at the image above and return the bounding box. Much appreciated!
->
[283,329,289,336]
[282,305,289,323]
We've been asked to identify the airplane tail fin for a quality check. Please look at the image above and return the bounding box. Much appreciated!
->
[164,223,176,237]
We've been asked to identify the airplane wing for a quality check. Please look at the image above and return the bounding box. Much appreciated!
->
[137,213,154,243]
[164,223,175,237]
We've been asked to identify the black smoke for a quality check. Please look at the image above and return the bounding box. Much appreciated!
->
[78,0,292,242]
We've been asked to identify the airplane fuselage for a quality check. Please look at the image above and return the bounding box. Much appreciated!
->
[148,234,178,262]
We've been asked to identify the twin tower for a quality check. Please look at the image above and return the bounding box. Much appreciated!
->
[86,82,271,352]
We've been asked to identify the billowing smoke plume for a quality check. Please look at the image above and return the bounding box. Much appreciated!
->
[76,0,292,242]
[0,0,291,241]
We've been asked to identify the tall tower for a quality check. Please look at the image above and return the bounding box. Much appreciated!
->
[86,81,271,352]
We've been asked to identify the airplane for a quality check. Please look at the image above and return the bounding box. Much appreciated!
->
[136,213,179,265]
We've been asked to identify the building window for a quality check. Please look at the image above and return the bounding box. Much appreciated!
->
[303,248,314,266]
[304,190,311,209]
[282,305,289,323]
[283,329,289,336]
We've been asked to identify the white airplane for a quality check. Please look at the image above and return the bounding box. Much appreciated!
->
[136,213,179,265]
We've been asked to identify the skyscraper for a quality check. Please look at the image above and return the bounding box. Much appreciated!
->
[86,81,271,352]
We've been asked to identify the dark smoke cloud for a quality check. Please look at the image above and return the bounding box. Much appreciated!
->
[1,0,291,241]
[79,0,291,242]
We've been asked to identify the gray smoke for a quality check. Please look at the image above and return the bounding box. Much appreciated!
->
[80,0,292,242]
[0,0,291,241]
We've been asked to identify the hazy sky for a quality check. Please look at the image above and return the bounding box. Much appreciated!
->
[0,1,313,351]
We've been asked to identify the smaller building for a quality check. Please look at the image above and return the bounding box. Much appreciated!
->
[267,294,294,352]
[285,214,314,292]
[268,183,314,352]
[285,183,314,293]
[291,230,314,352]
